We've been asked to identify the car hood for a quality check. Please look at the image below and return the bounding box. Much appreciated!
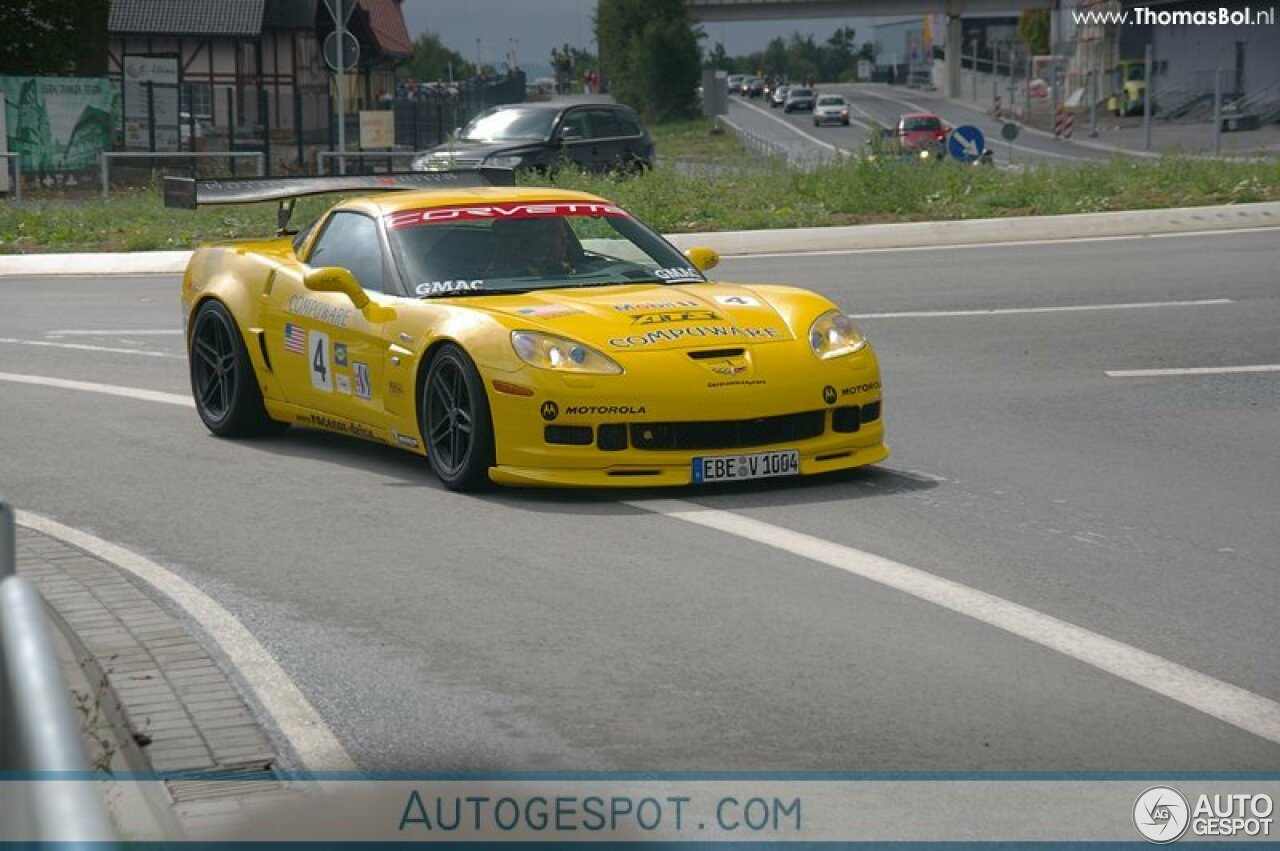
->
[470,283,801,353]
[424,141,537,160]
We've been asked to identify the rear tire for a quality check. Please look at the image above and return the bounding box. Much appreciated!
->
[421,344,495,492]
[188,300,284,438]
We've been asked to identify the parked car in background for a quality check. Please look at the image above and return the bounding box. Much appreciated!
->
[783,87,816,113]
[745,77,765,98]
[813,95,851,126]
[769,85,790,108]
[727,74,746,95]
[412,103,654,175]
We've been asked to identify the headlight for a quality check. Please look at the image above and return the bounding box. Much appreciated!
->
[485,154,525,168]
[807,311,867,360]
[511,331,623,374]
[919,149,931,160]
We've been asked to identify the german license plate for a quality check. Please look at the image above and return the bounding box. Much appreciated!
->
[692,449,800,483]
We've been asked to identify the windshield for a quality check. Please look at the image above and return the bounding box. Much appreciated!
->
[789,88,813,98]
[458,107,556,142]
[386,201,706,297]
[1126,64,1145,81]
[901,116,942,132]
[818,96,844,106]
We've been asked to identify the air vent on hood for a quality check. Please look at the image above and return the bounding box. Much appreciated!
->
[687,348,745,360]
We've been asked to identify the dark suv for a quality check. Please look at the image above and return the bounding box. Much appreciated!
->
[411,103,655,174]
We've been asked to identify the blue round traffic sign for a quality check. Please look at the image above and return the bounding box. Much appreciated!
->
[948,125,986,163]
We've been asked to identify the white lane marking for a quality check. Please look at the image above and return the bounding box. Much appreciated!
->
[627,499,1280,745]
[853,298,1233,319]
[724,226,1280,260]
[732,97,849,154]
[0,372,194,407]
[47,329,183,336]
[1106,364,1280,378]
[0,337,183,359]
[16,511,358,772]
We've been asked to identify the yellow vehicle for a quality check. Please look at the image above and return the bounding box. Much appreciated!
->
[1108,59,1148,116]
[168,172,887,491]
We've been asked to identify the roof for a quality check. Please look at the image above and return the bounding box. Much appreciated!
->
[262,0,318,30]
[108,0,265,36]
[358,0,411,56]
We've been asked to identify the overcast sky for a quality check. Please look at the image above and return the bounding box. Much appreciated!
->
[401,1,877,77]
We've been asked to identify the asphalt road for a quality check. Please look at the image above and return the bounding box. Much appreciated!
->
[1,229,1277,772]
[730,83,1117,168]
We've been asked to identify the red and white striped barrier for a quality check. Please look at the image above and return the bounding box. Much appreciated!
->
[1053,107,1075,139]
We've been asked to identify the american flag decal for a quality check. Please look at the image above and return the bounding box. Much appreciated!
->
[284,322,306,354]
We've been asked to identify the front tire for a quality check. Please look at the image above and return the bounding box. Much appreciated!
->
[188,300,283,437]
[421,344,495,491]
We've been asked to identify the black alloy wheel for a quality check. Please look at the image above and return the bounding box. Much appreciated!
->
[189,300,283,437]
[421,344,495,491]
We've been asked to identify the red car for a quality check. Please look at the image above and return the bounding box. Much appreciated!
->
[896,113,950,154]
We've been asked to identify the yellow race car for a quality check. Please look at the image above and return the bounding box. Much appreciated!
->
[168,171,887,490]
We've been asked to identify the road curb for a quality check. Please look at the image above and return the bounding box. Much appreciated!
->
[13,524,285,834]
[666,201,1280,256]
[1,203,1277,276]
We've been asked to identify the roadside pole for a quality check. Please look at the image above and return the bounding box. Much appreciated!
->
[1143,43,1152,151]
[992,44,999,105]
[971,43,978,101]
[336,14,346,175]
[1088,70,1097,137]
[1213,67,1223,156]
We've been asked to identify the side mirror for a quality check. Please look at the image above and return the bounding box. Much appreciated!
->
[684,246,719,273]
[303,267,370,310]
[558,129,583,143]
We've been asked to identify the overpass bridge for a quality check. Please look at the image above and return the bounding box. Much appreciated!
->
[686,0,1059,98]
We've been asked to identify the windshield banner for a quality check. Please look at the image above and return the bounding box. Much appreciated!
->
[387,201,628,229]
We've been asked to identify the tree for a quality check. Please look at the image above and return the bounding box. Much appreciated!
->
[1018,10,1051,56]
[596,0,701,121]
[0,0,109,76]
[400,31,474,82]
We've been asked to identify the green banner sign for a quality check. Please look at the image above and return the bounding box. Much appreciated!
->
[0,76,116,173]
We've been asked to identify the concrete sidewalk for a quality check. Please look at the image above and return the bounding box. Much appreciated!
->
[15,524,286,837]
[1,201,1278,277]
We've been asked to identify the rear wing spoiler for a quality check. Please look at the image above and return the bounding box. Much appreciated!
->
[163,169,517,233]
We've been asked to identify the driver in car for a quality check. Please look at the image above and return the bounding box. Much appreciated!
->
[486,217,579,278]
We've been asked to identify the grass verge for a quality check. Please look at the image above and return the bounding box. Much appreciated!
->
[0,120,1276,253]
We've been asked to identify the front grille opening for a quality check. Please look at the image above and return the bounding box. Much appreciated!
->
[861,400,882,423]
[597,423,628,451]
[630,410,825,451]
[832,406,861,433]
[815,451,852,462]
[545,425,593,446]
[687,348,745,360]
[607,469,662,476]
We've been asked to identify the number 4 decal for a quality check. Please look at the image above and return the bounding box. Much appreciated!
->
[310,330,332,391]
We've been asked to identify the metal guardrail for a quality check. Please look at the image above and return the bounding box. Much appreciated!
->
[0,153,22,202]
[714,115,790,164]
[100,151,266,198]
[0,493,116,843]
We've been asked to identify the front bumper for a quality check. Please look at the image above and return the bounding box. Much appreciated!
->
[483,345,888,488]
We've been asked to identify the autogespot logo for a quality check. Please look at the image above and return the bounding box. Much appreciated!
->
[1134,786,1191,844]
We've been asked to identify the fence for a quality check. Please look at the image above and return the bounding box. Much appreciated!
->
[0,493,116,843]
[100,151,265,198]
